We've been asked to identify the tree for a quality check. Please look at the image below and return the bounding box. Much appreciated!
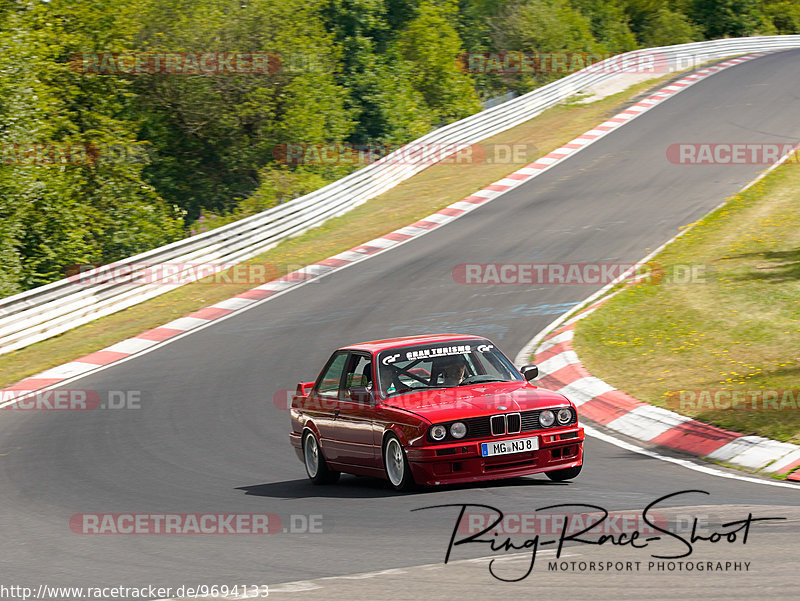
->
[763,0,800,33]
[488,0,599,92]
[570,0,638,53]
[639,7,702,45]
[394,1,482,125]
[321,0,434,143]
[132,0,355,220]
[0,0,184,292]
[689,0,768,38]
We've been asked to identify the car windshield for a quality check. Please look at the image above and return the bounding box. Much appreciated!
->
[376,339,523,397]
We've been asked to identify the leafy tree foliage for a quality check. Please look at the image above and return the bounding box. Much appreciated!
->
[394,1,482,124]
[0,0,184,293]
[131,0,355,220]
[639,7,702,45]
[1,0,794,295]
[763,0,800,34]
[689,0,769,38]
[569,0,639,53]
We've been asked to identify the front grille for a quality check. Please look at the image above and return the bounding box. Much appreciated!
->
[464,416,491,438]
[520,411,540,431]
[428,407,577,443]
[490,415,505,436]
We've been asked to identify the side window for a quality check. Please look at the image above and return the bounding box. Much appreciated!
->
[344,354,373,392]
[316,352,349,397]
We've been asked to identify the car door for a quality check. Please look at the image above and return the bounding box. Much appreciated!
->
[330,352,380,468]
[307,350,349,461]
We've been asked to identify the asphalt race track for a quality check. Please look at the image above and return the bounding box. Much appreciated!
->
[2,50,800,600]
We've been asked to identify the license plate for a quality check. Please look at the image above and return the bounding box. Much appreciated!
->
[481,436,539,457]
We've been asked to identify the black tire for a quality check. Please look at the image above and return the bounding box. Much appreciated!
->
[545,465,582,482]
[383,434,415,491]
[303,431,340,485]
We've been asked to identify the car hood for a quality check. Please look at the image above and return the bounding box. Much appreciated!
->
[380,381,571,423]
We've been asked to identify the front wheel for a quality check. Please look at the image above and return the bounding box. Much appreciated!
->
[303,431,340,485]
[383,435,415,491]
[545,465,582,482]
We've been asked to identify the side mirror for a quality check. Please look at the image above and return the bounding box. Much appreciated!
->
[520,364,539,381]
[349,386,374,404]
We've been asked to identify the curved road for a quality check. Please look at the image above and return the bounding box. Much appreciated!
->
[3,50,800,599]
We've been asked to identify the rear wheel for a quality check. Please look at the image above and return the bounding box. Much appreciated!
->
[383,435,415,491]
[303,431,340,485]
[545,465,582,482]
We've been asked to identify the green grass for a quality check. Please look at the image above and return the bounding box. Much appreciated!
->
[0,73,678,390]
[573,162,800,443]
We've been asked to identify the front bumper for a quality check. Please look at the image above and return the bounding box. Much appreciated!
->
[405,425,584,486]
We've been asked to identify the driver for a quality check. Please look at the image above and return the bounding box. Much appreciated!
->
[437,355,468,386]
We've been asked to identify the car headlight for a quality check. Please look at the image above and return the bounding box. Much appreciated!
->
[430,425,447,441]
[539,409,555,427]
[450,422,467,439]
[557,408,572,424]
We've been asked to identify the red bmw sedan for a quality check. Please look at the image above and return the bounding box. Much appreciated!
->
[289,334,584,490]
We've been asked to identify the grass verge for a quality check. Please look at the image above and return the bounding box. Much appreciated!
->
[573,160,800,443]
[1,74,678,389]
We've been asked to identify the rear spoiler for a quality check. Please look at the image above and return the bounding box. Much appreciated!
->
[295,381,315,397]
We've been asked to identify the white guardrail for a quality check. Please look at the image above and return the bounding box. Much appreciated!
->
[3,36,800,355]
